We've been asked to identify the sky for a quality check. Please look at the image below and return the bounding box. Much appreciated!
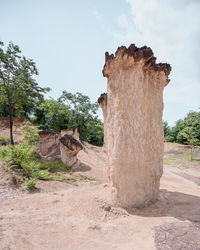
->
[0,0,199,126]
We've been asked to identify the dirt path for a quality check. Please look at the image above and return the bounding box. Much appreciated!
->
[0,144,200,249]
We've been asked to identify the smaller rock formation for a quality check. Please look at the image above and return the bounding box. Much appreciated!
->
[60,134,83,167]
[38,129,108,180]
[39,131,61,161]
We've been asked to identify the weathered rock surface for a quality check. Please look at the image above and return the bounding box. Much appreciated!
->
[100,44,171,208]
[60,134,83,167]
[39,131,61,161]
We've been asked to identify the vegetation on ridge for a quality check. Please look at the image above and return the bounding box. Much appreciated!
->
[163,111,200,146]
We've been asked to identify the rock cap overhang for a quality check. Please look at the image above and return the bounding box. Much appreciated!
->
[60,134,83,151]
[98,93,107,105]
[102,44,171,80]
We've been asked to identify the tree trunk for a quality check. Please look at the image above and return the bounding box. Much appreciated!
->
[9,109,14,145]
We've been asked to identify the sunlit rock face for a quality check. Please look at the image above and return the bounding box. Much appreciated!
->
[100,44,171,208]
[60,134,83,167]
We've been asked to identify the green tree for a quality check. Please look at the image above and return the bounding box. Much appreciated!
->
[58,91,99,141]
[163,120,178,142]
[176,111,200,146]
[171,119,185,143]
[0,41,50,144]
[33,96,104,146]
[87,118,104,146]
[33,99,72,132]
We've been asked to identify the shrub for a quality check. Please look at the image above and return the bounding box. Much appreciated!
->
[20,160,40,178]
[0,125,70,188]
[38,161,69,172]
[0,146,10,160]
[25,178,36,190]
[36,170,51,180]
[23,124,39,146]
[0,142,40,180]
[0,136,11,143]
[8,143,36,167]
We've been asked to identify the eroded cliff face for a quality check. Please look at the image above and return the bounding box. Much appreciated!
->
[100,44,171,208]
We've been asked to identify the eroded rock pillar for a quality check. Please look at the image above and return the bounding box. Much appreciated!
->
[100,44,171,208]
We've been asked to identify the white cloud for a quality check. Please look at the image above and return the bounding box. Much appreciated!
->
[114,0,200,124]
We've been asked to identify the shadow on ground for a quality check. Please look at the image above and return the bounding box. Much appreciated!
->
[71,163,91,172]
[128,189,200,223]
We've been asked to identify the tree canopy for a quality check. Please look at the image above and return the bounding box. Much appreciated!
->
[163,111,200,146]
[0,41,50,144]
[33,93,104,146]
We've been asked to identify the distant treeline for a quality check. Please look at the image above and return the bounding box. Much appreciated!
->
[163,111,200,146]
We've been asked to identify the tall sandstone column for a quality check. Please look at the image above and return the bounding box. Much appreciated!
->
[99,44,171,208]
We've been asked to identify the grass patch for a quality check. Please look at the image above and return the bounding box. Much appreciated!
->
[65,174,95,185]
[163,159,171,165]
[163,157,188,168]
[182,151,192,160]
[38,161,69,173]
[0,136,11,143]
[170,159,183,165]
[51,173,66,182]
[89,224,101,231]
[25,178,37,190]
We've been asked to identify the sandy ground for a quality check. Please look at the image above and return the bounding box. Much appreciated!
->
[0,143,200,250]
